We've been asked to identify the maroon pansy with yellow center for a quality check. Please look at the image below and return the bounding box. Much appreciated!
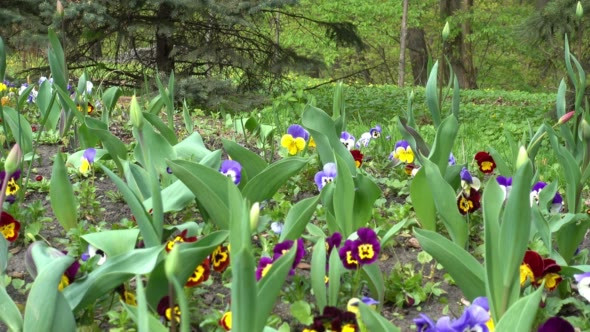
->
[219,311,232,331]
[520,250,562,291]
[302,306,359,332]
[350,149,364,168]
[186,258,211,287]
[339,240,359,270]
[116,284,137,306]
[0,211,20,242]
[352,228,380,265]
[457,188,481,215]
[58,259,80,291]
[157,296,181,323]
[165,229,197,252]
[210,244,230,273]
[474,151,496,174]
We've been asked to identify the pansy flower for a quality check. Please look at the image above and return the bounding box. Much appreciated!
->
[157,296,181,323]
[308,136,316,148]
[457,188,481,215]
[340,132,356,150]
[281,124,309,155]
[520,250,562,291]
[497,176,512,201]
[370,125,382,138]
[0,82,6,92]
[256,256,273,281]
[448,152,456,166]
[530,182,563,213]
[538,317,574,332]
[326,232,342,256]
[352,228,380,265]
[314,162,337,191]
[77,102,94,114]
[220,160,242,185]
[270,221,284,234]
[303,306,358,332]
[474,151,496,174]
[0,211,20,242]
[574,272,590,302]
[414,296,492,332]
[0,169,21,198]
[81,244,107,265]
[404,163,419,176]
[116,284,137,306]
[339,240,359,270]
[460,167,481,194]
[350,149,363,168]
[391,140,414,164]
[79,148,96,176]
[165,229,197,252]
[273,238,306,274]
[58,259,80,291]
[210,244,230,273]
[186,258,211,287]
[347,297,379,318]
[219,311,232,331]
[355,132,372,148]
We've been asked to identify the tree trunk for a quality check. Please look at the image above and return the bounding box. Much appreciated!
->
[440,0,477,89]
[398,0,409,87]
[407,28,429,86]
[156,3,174,74]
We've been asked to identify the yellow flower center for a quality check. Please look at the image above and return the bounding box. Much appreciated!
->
[0,83,6,92]
[0,223,15,239]
[459,197,473,212]
[395,147,414,163]
[166,236,184,252]
[487,318,495,331]
[165,306,181,323]
[213,246,229,267]
[542,273,561,290]
[342,323,357,332]
[481,161,494,171]
[221,312,232,330]
[355,160,361,168]
[261,263,273,279]
[324,275,329,284]
[6,178,19,196]
[346,251,358,267]
[308,137,316,148]
[58,275,70,291]
[280,134,306,155]
[520,264,534,286]
[188,264,206,284]
[123,291,137,306]
[79,157,91,175]
[357,244,375,260]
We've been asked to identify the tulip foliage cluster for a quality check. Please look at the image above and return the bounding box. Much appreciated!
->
[0,25,590,332]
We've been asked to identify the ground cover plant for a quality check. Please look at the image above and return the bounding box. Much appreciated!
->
[2,23,590,332]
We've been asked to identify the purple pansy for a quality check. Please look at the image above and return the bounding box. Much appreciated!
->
[326,232,342,255]
[273,238,305,274]
[370,125,382,138]
[414,313,436,332]
[448,153,456,166]
[537,317,574,332]
[361,296,379,306]
[338,240,359,270]
[0,169,21,200]
[287,124,309,141]
[219,160,242,184]
[314,162,337,191]
[352,227,380,265]
[530,181,563,213]
[414,297,491,332]
[83,148,97,163]
[496,176,512,201]
[255,256,273,281]
[460,167,473,183]
[340,132,356,150]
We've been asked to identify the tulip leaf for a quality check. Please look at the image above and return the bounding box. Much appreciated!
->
[353,173,381,230]
[50,153,78,231]
[81,229,140,258]
[3,106,33,154]
[24,255,76,332]
[495,285,543,330]
[85,117,128,172]
[0,37,5,82]
[425,61,441,128]
[222,139,268,183]
[124,304,168,332]
[0,286,22,331]
[428,115,458,174]
[173,131,212,161]
[63,245,163,311]
[328,249,342,306]
[231,249,257,332]
[361,263,385,307]
[410,168,436,231]
[334,153,355,236]
[358,302,400,332]
[242,157,308,203]
[280,195,320,241]
[310,238,327,311]
[414,229,484,300]
[143,112,178,145]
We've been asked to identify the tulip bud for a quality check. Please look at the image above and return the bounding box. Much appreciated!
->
[57,0,64,16]
[558,111,575,125]
[165,245,181,279]
[516,145,529,169]
[442,21,450,41]
[581,119,590,141]
[4,143,21,175]
[129,95,143,129]
[577,1,584,19]
[250,202,260,232]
